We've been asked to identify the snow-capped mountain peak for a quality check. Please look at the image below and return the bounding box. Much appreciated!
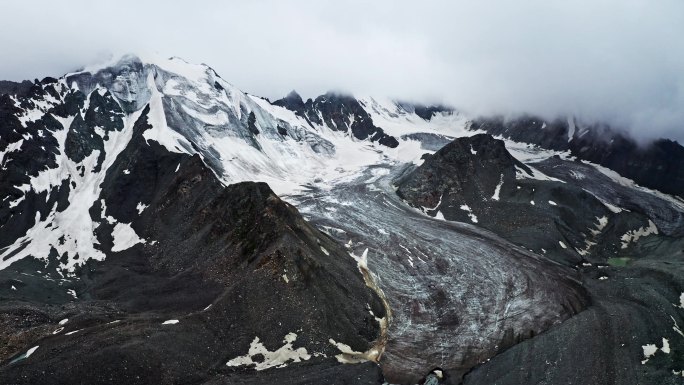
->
[0,54,467,273]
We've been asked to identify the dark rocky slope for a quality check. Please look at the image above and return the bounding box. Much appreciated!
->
[0,80,34,97]
[463,238,684,385]
[396,134,631,264]
[0,108,386,385]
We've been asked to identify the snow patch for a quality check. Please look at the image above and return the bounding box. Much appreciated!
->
[620,220,658,249]
[349,248,370,271]
[661,338,670,354]
[329,339,369,364]
[601,199,624,213]
[162,319,179,325]
[136,202,148,214]
[10,345,39,364]
[111,223,146,252]
[491,174,503,201]
[460,205,478,223]
[226,333,312,370]
[25,346,39,357]
[515,164,566,183]
[641,337,672,364]
[0,139,24,167]
[642,344,658,364]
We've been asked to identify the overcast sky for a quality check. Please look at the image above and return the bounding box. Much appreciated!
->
[2,0,683,142]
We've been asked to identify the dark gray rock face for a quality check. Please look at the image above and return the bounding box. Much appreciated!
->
[471,116,684,198]
[396,134,615,264]
[273,90,307,117]
[0,108,386,385]
[395,134,681,267]
[0,80,34,97]
[273,91,399,148]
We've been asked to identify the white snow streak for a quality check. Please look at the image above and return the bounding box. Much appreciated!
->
[491,174,504,201]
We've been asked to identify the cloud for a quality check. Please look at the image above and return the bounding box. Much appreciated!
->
[1,0,682,142]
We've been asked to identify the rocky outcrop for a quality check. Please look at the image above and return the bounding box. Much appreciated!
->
[471,116,684,198]
[274,91,399,148]
[396,134,619,264]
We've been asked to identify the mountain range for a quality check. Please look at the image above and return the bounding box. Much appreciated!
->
[0,55,683,385]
